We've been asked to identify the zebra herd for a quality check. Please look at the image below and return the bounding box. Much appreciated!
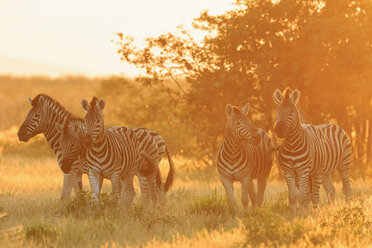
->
[16,87,352,214]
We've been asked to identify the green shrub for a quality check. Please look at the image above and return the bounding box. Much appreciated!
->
[188,189,236,216]
[242,208,308,247]
[26,222,59,244]
[63,191,120,219]
[319,202,372,238]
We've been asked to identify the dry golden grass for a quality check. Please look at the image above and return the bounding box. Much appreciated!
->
[1,79,371,247]
[0,155,371,248]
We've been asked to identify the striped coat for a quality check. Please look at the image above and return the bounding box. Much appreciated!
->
[17,94,83,202]
[81,97,163,207]
[56,118,174,202]
[217,103,273,209]
[273,88,352,213]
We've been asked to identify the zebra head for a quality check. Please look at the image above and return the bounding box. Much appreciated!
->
[81,97,105,149]
[273,88,301,138]
[225,103,260,145]
[56,117,85,174]
[18,95,48,142]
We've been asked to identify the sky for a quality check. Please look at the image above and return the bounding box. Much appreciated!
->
[0,0,234,77]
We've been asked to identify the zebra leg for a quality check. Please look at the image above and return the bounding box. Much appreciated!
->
[120,173,135,208]
[88,170,101,202]
[283,172,298,215]
[220,175,235,205]
[110,172,122,202]
[337,166,352,202]
[240,178,250,209]
[137,174,152,209]
[149,174,159,208]
[72,172,83,196]
[243,178,256,209]
[297,173,311,210]
[256,176,268,207]
[322,173,336,204]
[310,174,322,209]
[98,178,104,193]
[61,173,75,202]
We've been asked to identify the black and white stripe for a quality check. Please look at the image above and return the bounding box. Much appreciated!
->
[57,118,174,203]
[217,103,273,209]
[17,94,83,202]
[273,88,352,213]
[81,97,165,207]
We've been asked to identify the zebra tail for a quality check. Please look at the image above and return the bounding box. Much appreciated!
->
[164,147,175,192]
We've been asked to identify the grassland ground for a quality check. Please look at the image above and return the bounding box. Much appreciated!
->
[0,155,371,248]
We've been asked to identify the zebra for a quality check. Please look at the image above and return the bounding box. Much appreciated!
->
[273,88,352,213]
[80,96,168,207]
[55,117,175,203]
[217,103,273,209]
[17,94,83,202]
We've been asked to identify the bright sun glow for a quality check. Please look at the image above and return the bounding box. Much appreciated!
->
[0,0,234,77]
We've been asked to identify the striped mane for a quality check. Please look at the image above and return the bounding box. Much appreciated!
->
[33,93,72,116]
[89,96,99,109]
[283,87,292,100]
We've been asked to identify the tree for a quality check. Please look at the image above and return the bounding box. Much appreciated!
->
[115,0,372,176]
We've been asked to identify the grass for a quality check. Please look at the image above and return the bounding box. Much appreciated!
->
[0,156,371,247]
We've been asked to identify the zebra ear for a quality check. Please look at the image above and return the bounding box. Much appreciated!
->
[225,104,234,119]
[291,89,301,104]
[55,122,63,133]
[241,103,250,117]
[81,99,90,112]
[28,96,33,105]
[38,95,45,104]
[98,99,105,111]
[273,89,283,104]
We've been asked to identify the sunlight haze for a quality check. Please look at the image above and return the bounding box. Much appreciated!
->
[0,0,233,77]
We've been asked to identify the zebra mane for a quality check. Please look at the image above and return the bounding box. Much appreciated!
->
[33,94,72,116]
[283,87,292,99]
[89,96,99,110]
[296,105,308,124]
[281,88,307,123]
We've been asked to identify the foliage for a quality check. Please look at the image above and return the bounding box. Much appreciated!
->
[116,0,372,171]
[188,189,236,216]
[242,208,308,247]
[25,222,59,244]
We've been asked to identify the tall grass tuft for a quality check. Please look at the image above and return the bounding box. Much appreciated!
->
[188,189,236,216]
[242,208,308,247]
[26,222,59,244]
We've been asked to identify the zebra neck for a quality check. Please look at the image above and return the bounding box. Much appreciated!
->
[223,128,244,154]
[43,103,72,152]
[92,128,108,148]
[284,118,306,149]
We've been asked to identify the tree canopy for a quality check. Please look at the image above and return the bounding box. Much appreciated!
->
[113,0,372,175]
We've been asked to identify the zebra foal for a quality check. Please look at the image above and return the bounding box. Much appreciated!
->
[56,117,174,204]
[217,103,273,209]
[80,97,165,207]
[273,88,352,213]
[17,94,83,202]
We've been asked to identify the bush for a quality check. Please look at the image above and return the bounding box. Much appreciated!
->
[188,189,236,216]
[63,191,120,219]
[242,208,308,247]
[26,222,59,244]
